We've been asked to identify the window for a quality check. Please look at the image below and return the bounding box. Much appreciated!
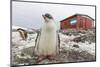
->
[70,18,77,25]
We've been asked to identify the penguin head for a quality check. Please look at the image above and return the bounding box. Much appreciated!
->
[17,28,26,33]
[42,13,53,22]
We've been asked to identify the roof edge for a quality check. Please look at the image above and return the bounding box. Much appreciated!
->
[60,14,94,22]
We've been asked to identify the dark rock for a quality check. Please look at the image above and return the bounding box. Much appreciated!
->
[21,53,25,56]
[61,29,80,36]
[73,33,95,43]
[67,49,95,62]
[73,44,79,48]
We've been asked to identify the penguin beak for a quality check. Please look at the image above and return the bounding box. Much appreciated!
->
[42,15,47,22]
[42,15,46,19]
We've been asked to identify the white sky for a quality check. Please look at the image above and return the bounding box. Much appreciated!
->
[12,1,95,29]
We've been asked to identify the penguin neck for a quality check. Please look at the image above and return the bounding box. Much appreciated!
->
[42,20,56,32]
[45,19,54,23]
[44,19,55,26]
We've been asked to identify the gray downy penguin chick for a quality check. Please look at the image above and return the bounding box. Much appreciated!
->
[34,13,60,61]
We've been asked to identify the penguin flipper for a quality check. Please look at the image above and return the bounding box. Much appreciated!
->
[34,29,42,55]
[56,31,60,54]
[57,30,60,47]
[35,30,40,48]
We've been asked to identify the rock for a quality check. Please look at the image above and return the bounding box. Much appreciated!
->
[73,32,95,43]
[67,49,95,62]
[12,28,96,65]
[73,44,79,48]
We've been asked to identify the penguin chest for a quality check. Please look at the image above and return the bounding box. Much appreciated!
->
[38,32,57,55]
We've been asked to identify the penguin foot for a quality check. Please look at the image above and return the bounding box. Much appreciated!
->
[47,55,55,60]
[36,56,46,63]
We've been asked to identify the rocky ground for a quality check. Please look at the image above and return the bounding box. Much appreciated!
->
[12,28,96,66]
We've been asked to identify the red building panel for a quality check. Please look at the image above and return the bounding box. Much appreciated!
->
[60,14,94,30]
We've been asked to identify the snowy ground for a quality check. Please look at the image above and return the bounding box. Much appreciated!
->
[11,28,96,66]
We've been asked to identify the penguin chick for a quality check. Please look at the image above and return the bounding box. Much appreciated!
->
[34,13,60,62]
[17,28,28,40]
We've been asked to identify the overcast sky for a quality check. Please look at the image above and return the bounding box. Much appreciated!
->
[12,1,95,29]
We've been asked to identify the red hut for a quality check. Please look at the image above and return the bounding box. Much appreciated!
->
[60,14,94,30]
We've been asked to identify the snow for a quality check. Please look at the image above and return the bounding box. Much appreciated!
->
[12,26,27,31]
[60,33,95,55]
[12,31,36,50]
[11,26,96,65]
[12,25,34,32]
